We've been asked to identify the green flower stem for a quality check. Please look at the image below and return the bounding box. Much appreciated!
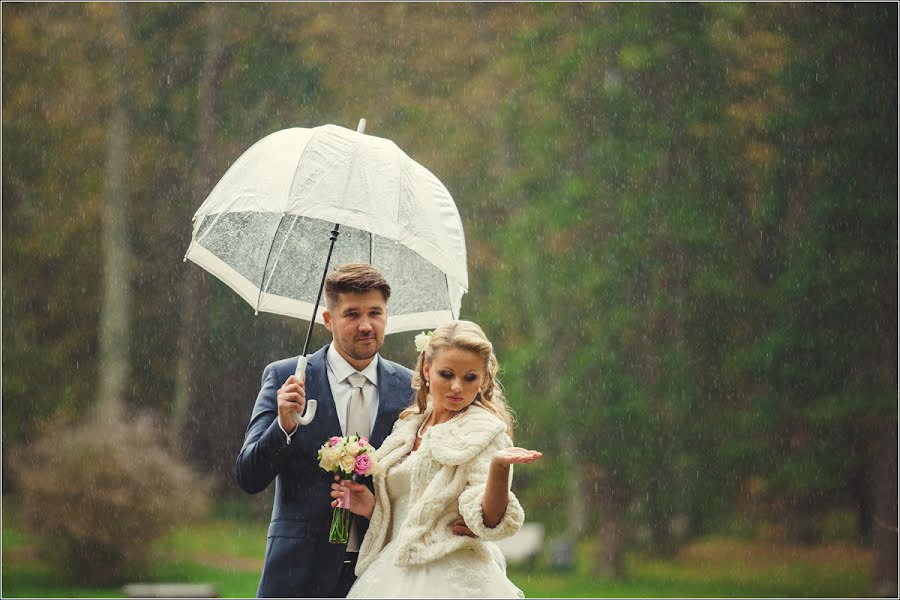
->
[329,506,351,544]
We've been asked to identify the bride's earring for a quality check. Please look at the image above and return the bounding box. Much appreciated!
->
[425,379,430,388]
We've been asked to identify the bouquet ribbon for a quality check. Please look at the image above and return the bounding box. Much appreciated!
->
[336,478,353,509]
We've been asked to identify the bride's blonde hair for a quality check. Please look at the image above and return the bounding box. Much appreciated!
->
[400,320,515,438]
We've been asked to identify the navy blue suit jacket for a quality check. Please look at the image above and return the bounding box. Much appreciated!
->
[235,344,413,598]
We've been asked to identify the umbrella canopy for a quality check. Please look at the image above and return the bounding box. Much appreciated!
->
[184,123,468,335]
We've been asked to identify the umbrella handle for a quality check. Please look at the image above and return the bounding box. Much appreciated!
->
[291,355,318,426]
[293,399,317,427]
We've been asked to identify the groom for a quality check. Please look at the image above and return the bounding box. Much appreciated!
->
[235,263,413,598]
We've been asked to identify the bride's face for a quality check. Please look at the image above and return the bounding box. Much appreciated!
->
[424,347,485,419]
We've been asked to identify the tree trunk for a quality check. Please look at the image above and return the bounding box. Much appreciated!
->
[647,462,675,557]
[97,4,131,422]
[590,465,627,579]
[561,434,587,539]
[870,418,898,597]
[172,3,228,455]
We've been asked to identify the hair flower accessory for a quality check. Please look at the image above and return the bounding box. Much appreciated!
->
[414,331,433,352]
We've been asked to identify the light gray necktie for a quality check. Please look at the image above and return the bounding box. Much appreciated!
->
[345,373,370,439]
[345,372,369,553]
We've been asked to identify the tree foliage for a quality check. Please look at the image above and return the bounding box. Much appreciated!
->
[2,2,896,586]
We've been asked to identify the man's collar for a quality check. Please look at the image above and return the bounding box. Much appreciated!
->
[326,343,379,386]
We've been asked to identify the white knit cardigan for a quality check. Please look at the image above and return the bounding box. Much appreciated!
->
[355,404,525,576]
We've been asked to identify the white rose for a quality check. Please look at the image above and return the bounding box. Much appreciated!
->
[414,331,432,352]
[339,452,356,475]
[319,447,336,471]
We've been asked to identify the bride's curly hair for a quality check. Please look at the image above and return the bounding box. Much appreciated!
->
[400,320,515,438]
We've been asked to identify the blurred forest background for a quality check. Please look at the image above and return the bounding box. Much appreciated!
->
[3,2,897,597]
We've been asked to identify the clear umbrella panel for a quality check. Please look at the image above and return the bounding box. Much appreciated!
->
[188,214,463,334]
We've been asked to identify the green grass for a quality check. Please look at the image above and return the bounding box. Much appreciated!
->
[3,562,123,599]
[551,536,869,597]
[165,519,268,561]
[509,549,871,598]
[2,509,264,598]
[3,556,261,599]
[2,508,874,598]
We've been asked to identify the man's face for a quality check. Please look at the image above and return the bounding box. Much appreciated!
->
[323,290,387,369]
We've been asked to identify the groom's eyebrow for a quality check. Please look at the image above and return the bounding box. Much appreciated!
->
[343,305,383,314]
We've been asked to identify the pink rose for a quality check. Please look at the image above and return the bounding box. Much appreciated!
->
[357,436,369,447]
[354,454,373,476]
[328,436,342,447]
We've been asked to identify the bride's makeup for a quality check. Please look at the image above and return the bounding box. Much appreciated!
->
[423,347,484,423]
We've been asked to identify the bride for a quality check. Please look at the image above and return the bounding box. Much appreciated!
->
[330,320,542,598]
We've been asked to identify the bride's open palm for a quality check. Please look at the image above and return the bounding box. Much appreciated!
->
[491,446,543,468]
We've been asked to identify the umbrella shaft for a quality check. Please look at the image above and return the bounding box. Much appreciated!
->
[302,224,341,357]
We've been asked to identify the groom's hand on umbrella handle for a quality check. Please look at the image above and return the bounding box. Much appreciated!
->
[277,375,305,433]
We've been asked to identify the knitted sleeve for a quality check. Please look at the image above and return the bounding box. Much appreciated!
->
[456,432,525,541]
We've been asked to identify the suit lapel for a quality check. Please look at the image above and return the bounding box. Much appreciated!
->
[307,347,411,446]
[305,345,342,438]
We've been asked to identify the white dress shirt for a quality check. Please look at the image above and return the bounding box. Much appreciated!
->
[325,344,380,435]
[279,347,381,443]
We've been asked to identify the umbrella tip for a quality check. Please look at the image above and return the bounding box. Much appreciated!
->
[357,118,366,134]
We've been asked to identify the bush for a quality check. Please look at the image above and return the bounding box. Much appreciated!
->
[7,413,211,585]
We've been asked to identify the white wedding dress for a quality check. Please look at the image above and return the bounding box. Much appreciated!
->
[347,449,525,599]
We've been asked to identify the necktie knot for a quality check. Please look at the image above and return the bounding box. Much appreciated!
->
[347,372,367,389]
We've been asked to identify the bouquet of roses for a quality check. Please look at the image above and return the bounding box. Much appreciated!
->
[317,434,379,544]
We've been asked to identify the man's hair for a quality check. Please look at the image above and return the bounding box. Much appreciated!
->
[323,263,391,309]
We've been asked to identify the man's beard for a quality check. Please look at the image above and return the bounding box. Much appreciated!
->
[347,336,380,360]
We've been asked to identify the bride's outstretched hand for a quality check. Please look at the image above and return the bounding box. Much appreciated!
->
[331,476,376,519]
[491,447,543,469]
[481,447,543,529]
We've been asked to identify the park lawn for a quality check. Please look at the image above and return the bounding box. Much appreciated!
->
[3,557,260,599]
[2,512,264,598]
[509,538,872,598]
[3,514,874,598]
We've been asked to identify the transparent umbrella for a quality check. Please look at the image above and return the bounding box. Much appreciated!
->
[184,119,468,423]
